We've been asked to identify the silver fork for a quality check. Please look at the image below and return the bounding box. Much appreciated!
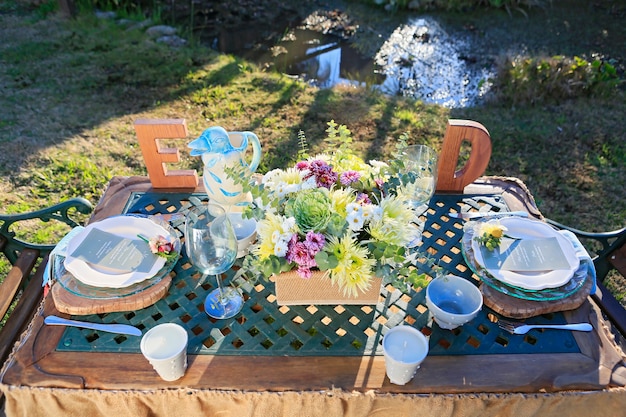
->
[497,318,593,335]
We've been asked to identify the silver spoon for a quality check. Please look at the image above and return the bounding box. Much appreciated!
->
[44,315,142,336]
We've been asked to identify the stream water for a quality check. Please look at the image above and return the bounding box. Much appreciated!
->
[209,15,492,108]
[184,0,623,109]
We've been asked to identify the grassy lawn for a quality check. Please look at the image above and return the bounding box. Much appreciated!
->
[0,1,624,302]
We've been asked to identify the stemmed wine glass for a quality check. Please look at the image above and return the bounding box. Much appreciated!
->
[185,204,243,319]
[399,144,438,247]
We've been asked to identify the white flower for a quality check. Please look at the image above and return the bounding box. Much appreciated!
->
[301,177,317,190]
[310,153,332,163]
[368,159,388,172]
[262,168,283,186]
[346,202,362,215]
[346,210,365,231]
[282,216,296,232]
[274,239,289,257]
[361,204,375,223]
[286,183,300,195]
[370,205,383,221]
[275,182,288,198]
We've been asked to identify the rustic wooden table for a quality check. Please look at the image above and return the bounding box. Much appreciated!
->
[1,176,625,417]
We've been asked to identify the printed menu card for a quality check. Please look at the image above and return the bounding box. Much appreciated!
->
[69,228,157,273]
[480,236,571,272]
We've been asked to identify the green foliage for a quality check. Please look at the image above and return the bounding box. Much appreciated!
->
[34,0,58,20]
[296,130,309,161]
[491,54,621,105]
[364,0,551,13]
[323,120,353,154]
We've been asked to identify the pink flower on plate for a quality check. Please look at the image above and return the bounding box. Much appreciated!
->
[147,235,177,260]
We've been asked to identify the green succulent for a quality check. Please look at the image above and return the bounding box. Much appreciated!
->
[284,188,332,233]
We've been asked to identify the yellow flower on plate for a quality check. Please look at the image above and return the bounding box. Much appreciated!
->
[474,220,509,251]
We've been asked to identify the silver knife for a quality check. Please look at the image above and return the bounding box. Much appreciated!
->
[448,210,529,220]
[44,315,143,336]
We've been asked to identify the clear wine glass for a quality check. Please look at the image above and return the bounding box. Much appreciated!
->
[185,204,242,319]
[400,144,438,210]
[399,144,438,247]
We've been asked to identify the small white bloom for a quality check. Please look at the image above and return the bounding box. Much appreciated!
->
[346,202,362,215]
[274,239,289,257]
[300,176,317,190]
[368,159,388,172]
[262,169,282,186]
[271,230,281,243]
[284,183,300,195]
[361,204,374,222]
[282,217,296,232]
[310,153,331,163]
[346,211,365,231]
[275,182,288,198]
[371,205,383,221]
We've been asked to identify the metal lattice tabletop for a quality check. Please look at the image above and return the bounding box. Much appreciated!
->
[56,192,581,356]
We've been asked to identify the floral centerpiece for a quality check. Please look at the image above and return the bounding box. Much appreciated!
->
[232,121,433,298]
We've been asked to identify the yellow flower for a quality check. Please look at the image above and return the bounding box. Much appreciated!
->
[482,223,505,238]
[474,221,509,251]
[368,195,417,246]
[325,234,376,298]
[330,153,372,174]
[328,187,356,217]
[255,213,292,260]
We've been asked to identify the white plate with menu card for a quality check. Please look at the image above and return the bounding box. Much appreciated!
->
[471,217,580,290]
[64,216,169,288]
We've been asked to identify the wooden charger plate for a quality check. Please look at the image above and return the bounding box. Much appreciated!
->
[51,276,171,315]
[480,275,592,319]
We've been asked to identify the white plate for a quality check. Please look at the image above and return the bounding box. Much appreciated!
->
[64,216,169,288]
[471,217,580,290]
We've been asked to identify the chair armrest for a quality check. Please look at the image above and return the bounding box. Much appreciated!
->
[0,254,46,368]
[0,197,93,265]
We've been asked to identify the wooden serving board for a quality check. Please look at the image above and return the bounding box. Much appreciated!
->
[51,276,171,315]
[480,275,593,319]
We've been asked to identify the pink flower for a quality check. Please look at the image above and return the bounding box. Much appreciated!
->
[302,159,338,189]
[356,193,371,205]
[340,170,361,185]
[147,235,176,260]
[295,161,310,171]
[297,266,313,279]
[287,241,314,266]
[304,232,325,252]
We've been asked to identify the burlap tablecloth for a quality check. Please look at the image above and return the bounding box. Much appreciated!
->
[2,385,626,417]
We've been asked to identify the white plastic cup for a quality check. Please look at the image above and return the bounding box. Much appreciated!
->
[382,325,429,385]
[140,323,188,381]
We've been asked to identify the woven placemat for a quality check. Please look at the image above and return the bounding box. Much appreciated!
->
[51,276,171,315]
